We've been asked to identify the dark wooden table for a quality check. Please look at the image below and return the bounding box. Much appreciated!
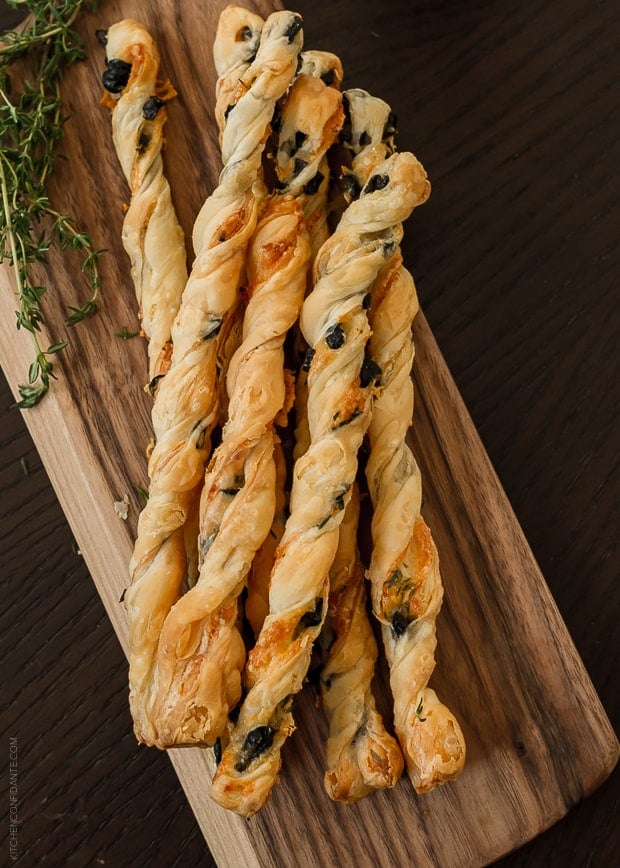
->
[2,1,617,864]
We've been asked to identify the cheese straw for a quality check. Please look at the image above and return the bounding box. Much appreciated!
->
[101,19,187,384]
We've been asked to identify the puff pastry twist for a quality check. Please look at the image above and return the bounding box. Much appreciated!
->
[210,147,429,816]
[367,253,466,792]
[246,51,345,634]
[102,19,187,384]
[125,10,303,747]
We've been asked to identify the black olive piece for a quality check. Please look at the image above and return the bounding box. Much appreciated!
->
[136,129,151,155]
[200,530,218,559]
[302,171,324,196]
[359,130,371,146]
[391,610,411,638]
[341,173,361,201]
[148,374,164,397]
[102,58,132,94]
[213,738,222,765]
[360,357,382,388]
[202,317,223,340]
[95,29,108,48]
[142,96,164,121]
[295,130,308,150]
[325,323,345,349]
[332,408,362,429]
[302,347,315,372]
[362,292,372,310]
[296,598,324,633]
[321,69,335,86]
[333,492,347,512]
[364,173,389,194]
[235,725,277,772]
[284,15,302,42]
[293,157,308,176]
[382,239,398,258]
[352,723,367,744]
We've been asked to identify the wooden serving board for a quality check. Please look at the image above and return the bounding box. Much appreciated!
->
[1,1,617,865]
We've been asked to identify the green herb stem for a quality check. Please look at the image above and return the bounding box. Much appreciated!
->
[0,1,101,409]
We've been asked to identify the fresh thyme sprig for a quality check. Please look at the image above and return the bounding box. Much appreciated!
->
[0,1,102,408]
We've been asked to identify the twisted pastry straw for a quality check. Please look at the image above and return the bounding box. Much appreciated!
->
[367,254,466,792]
[320,483,404,802]
[210,148,430,816]
[102,19,187,384]
[183,9,265,593]
[342,89,466,791]
[245,51,345,634]
[211,7,264,429]
[124,10,304,747]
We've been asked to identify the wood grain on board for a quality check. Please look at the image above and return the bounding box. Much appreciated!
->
[1,0,617,865]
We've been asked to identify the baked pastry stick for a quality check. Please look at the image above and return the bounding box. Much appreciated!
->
[210,149,430,816]
[155,194,310,748]
[125,10,304,748]
[210,7,264,429]
[320,483,404,802]
[245,54,345,634]
[367,254,466,792]
[341,89,466,791]
[101,19,187,384]
[182,8,264,593]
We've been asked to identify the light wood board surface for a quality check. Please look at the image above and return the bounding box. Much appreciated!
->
[1,1,617,865]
